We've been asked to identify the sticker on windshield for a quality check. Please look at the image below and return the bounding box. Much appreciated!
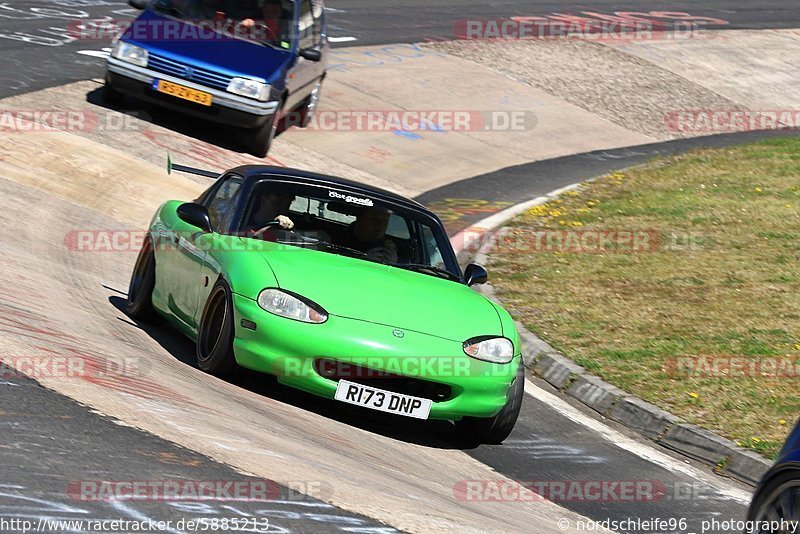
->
[328,190,374,207]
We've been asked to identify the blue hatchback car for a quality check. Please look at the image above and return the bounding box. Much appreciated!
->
[105,0,328,157]
[746,418,800,531]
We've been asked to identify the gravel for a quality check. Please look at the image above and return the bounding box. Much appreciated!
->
[426,39,746,140]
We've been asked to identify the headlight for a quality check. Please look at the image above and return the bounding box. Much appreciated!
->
[111,41,148,67]
[227,77,270,101]
[463,336,514,364]
[257,289,327,323]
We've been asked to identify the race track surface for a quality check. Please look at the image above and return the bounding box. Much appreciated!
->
[2,0,799,98]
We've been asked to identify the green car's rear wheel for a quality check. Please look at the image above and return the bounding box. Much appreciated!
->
[126,236,160,322]
[455,361,525,444]
[197,280,238,376]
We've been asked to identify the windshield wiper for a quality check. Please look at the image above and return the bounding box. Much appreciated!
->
[385,262,461,281]
[315,240,368,258]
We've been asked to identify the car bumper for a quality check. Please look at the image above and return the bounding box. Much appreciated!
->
[231,293,519,420]
[106,57,279,128]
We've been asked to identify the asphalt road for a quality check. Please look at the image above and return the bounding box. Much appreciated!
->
[2,0,799,98]
[0,374,396,533]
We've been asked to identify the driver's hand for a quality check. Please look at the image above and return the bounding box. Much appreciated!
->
[239,18,255,28]
[275,215,294,229]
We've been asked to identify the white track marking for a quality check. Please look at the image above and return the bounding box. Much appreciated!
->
[111,501,186,534]
[523,379,753,505]
[328,36,357,43]
[76,49,109,58]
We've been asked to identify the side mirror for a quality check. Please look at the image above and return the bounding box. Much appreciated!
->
[464,263,488,286]
[299,48,322,62]
[128,0,147,9]
[177,203,212,233]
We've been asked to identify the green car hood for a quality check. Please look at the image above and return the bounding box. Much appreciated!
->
[260,246,503,342]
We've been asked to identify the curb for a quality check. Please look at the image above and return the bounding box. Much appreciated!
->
[465,187,772,488]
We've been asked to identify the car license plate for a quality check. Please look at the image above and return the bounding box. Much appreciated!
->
[334,380,432,419]
[154,79,213,106]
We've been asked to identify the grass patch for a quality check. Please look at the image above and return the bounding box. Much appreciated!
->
[489,139,800,459]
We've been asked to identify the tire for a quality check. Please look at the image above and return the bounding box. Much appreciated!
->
[294,77,323,129]
[196,280,238,376]
[102,81,124,107]
[455,361,525,445]
[126,236,160,322]
[249,99,283,158]
[746,469,800,531]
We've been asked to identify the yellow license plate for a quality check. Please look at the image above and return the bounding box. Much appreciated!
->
[156,80,213,106]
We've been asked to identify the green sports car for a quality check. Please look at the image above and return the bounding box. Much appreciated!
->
[127,164,524,443]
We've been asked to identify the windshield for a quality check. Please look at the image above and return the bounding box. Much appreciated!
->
[150,0,296,47]
[240,180,462,281]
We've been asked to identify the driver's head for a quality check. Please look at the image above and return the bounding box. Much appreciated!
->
[259,192,294,217]
[353,208,391,242]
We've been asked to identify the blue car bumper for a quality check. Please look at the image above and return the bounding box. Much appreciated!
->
[106,57,279,128]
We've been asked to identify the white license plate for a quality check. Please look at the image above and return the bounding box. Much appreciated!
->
[334,380,432,419]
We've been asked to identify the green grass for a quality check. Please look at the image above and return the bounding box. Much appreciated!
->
[488,139,800,459]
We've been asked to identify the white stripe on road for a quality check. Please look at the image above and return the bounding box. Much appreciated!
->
[76,48,111,59]
[523,379,753,505]
[328,36,358,43]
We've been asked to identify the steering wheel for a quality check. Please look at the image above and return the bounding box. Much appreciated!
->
[238,18,279,43]
[251,220,285,239]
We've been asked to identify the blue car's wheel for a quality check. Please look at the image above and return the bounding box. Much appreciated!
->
[747,470,800,533]
[250,98,284,158]
[455,361,525,445]
[296,78,323,128]
[102,81,124,107]
[197,280,238,376]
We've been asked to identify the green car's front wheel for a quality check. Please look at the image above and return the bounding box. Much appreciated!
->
[197,280,238,376]
[126,236,159,322]
[455,361,525,444]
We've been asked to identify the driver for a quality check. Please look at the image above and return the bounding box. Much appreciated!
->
[238,0,283,42]
[249,192,295,239]
[341,207,398,263]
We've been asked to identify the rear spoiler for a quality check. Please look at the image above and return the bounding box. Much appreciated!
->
[166,153,219,179]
